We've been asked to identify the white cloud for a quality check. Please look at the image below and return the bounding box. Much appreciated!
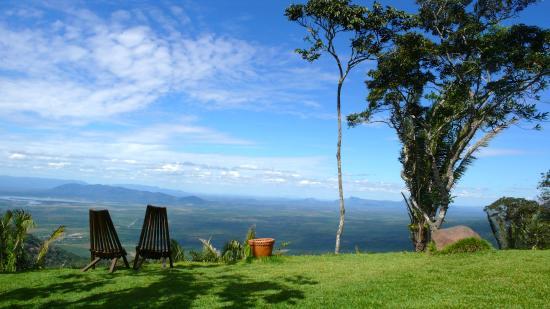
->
[266,178,286,183]
[299,180,322,186]
[47,162,70,169]
[477,148,525,158]
[8,153,26,160]
[120,123,253,146]
[156,163,184,173]
[0,6,333,122]
[221,170,241,178]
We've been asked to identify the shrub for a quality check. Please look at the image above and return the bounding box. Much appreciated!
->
[221,240,244,263]
[437,238,493,255]
[170,239,185,262]
[427,241,438,254]
[1,209,65,272]
[190,225,260,263]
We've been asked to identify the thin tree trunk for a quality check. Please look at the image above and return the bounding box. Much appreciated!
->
[335,80,345,254]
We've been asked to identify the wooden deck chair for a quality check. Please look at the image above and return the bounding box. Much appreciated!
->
[133,205,173,270]
[82,209,129,273]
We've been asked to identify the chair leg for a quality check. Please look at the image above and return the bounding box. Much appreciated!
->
[82,257,101,272]
[91,253,96,270]
[162,257,166,268]
[134,256,146,270]
[169,256,174,268]
[122,255,130,268]
[109,258,119,273]
[133,252,140,270]
[138,257,146,269]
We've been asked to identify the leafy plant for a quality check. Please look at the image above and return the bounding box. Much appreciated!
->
[190,225,259,263]
[437,238,493,255]
[1,209,34,272]
[274,241,291,256]
[221,240,244,263]
[35,225,65,268]
[170,239,185,262]
[1,209,64,272]
[195,238,221,262]
[427,241,438,254]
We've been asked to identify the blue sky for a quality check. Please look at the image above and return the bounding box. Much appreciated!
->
[0,0,548,206]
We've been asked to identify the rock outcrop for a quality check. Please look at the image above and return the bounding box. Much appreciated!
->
[431,225,481,250]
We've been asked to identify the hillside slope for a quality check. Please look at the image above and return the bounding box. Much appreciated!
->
[1,251,548,308]
[41,183,205,205]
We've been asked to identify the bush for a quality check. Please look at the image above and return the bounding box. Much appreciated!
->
[170,239,185,262]
[435,238,493,255]
[190,225,257,263]
[1,209,65,272]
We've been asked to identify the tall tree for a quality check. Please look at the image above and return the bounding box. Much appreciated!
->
[349,0,549,251]
[285,0,407,253]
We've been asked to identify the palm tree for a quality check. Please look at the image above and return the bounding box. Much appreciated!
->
[0,209,65,272]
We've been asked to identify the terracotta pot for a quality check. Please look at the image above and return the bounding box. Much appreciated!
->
[248,238,275,257]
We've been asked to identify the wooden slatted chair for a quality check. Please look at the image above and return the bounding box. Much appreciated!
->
[133,205,173,270]
[82,209,129,273]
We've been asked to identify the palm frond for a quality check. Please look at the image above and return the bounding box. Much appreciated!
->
[198,237,220,262]
[170,239,185,262]
[36,225,65,268]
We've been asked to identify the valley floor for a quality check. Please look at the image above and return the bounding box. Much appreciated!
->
[1,251,549,308]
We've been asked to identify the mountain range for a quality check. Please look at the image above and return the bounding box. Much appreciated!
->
[0,175,205,206]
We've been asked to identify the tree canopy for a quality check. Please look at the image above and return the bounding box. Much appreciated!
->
[349,0,549,250]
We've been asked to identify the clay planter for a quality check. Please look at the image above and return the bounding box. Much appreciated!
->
[248,238,275,257]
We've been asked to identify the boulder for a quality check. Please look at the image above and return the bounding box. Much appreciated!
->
[431,225,481,250]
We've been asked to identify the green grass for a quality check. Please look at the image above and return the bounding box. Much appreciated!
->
[1,251,549,308]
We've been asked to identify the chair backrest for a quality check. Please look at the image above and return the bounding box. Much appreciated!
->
[89,209,125,255]
[136,205,171,255]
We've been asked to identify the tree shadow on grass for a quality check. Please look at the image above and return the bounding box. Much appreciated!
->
[216,274,319,308]
[3,265,318,308]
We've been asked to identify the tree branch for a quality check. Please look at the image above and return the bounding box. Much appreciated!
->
[447,118,518,190]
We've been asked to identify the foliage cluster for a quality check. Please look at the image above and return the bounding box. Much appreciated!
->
[170,239,186,263]
[428,237,493,255]
[485,197,550,250]
[189,225,257,263]
[0,209,65,272]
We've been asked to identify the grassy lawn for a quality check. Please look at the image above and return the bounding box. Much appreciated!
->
[1,250,549,308]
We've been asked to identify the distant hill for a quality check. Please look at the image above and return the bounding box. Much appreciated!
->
[0,175,86,193]
[115,184,191,197]
[40,183,205,205]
